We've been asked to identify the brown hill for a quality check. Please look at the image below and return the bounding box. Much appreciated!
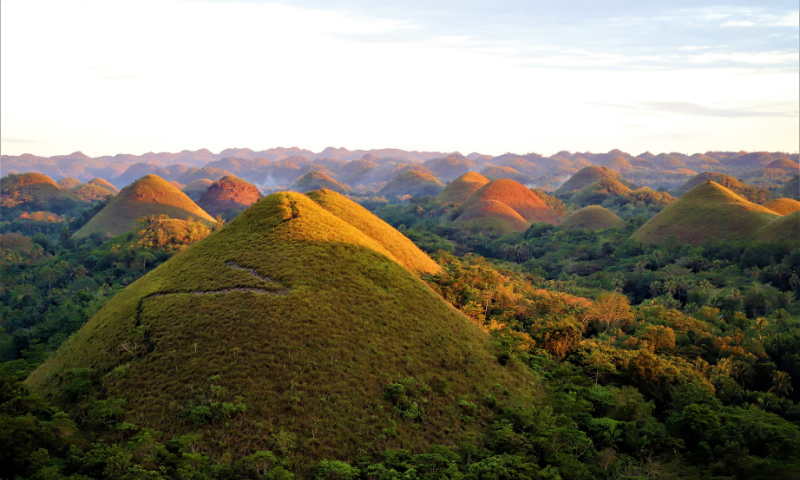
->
[198,176,263,217]
[560,206,625,230]
[291,171,351,193]
[379,170,444,199]
[57,177,82,189]
[182,178,215,201]
[455,199,531,234]
[672,172,758,200]
[765,158,800,171]
[86,177,120,194]
[437,172,490,204]
[764,198,800,215]
[555,166,634,198]
[460,179,561,225]
[74,175,215,238]
[632,181,779,245]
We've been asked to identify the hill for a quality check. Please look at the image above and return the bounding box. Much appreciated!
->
[779,175,799,200]
[176,166,235,185]
[198,176,263,217]
[379,170,444,199]
[306,189,441,275]
[765,158,800,171]
[555,166,634,198]
[460,179,561,225]
[632,181,780,245]
[86,177,120,194]
[422,155,474,182]
[57,177,82,189]
[763,198,800,215]
[436,172,490,204]
[182,178,215,200]
[572,178,632,206]
[672,172,757,200]
[26,191,534,465]
[454,199,531,234]
[0,172,84,214]
[73,175,215,238]
[291,171,351,193]
[560,206,625,230]
[757,211,800,243]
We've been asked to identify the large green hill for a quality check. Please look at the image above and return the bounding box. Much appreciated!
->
[1,172,84,214]
[73,175,215,238]
[27,191,534,466]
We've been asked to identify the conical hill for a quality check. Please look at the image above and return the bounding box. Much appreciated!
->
[73,175,215,238]
[763,198,800,215]
[632,181,780,245]
[26,192,534,464]
[198,176,263,217]
[560,206,625,230]
[0,172,83,213]
[379,170,444,198]
[555,166,634,198]
[437,172,490,204]
[306,189,441,275]
[757,211,800,242]
[182,178,215,200]
[87,177,120,194]
[291,170,351,193]
[454,199,531,234]
[460,179,561,225]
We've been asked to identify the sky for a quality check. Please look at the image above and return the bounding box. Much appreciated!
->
[1,0,798,158]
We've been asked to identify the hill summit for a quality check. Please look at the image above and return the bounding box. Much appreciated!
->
[437,171,490,204]
[632,181,779,245]
[460,179,561,226]
[74,174,215,238]
[198,176,263,217]
[27,191,533,465]
[291,171,351,193]
[560,206,625,230]
[379,169,444,199]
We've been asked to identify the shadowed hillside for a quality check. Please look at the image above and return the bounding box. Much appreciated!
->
[756,211,800,242]
[198,176,263,217]
[437,172,490,204]
[422,155,475,182]
[461,179,561,225]
[74,175,215,238]
[182,178,215,201]
[560,206,625,230]
[379,170,444,199]
[26,191,534,465]
[291,171,351,193]
[57,177,82,189]
[632,181,779,245]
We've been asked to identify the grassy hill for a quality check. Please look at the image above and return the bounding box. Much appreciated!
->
[182,178,215,200]
[307,189,441,275]
[379,170,444,199]
[460,179,561,225]
[291,171,351,193]
[560,206,625,230]
[57,177,82,189]
[436,172,490,205]
[26,191,534,467]
[756,211,800,243]
[672,172,758,201]
[198,176,263,217]
[632,181,780,245]
[572,178,633,206]
[555,166,634,198]
[0,172,84,214]
[779,175,799,200]
[764,198,800,215]
[74,175,215,238]
[72,177,120,202]
[454,199,531,234]
[86,177,120,194]
[422,155,474,182]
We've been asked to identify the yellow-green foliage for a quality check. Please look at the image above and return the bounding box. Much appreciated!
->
[86,178,120,194]
[756,211,800,242]
[437,172,490,205]
[632,181,780,245]
[307,189,441,275]
[764,198,800,215]
[292,171,351,193]
[72,182,118,202]
[27,192,534,463]
[560,206,625,230]
[74,175,215,238]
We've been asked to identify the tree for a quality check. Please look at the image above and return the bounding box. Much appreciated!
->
[581,293,634,329]
[769,371,793,398]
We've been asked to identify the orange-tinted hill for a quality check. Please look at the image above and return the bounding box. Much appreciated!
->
[182,178,215,201]
[461,179,561,225]
[379,170,444,198]
[632,181,779,245]
[560,206,625,230]
[764,198,800,215]
[306,189,442,275]
[454,199,531,234]
[57,177,82,189]
[437,172,490,204]
[291,171,351,193]
[198,176,263,217]
[672,172,754,198]
[555,166,633,198]
[74,175,215,238]
[765,158,800,171]
[0,172,83,213]
[86,177,120,194]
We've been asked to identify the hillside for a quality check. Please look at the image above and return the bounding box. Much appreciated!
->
[572,178,633,206]
[763,198,800,215]
[74,175,215,238]
[555,166,634,198]
[779,175,799,200]
[422,155,474,182]
[632,181,780,245]
[306,189,441,275]
[182,178,215,200]
[379,170,444,199]
[436,171,490,204]
[560,206,625,230]
[0,172,84,214]
[454,199,531,234]
[291,171,351,193]
[57,177,82,189]
[26,191,534,465]
[672,171,757,200]
[460,179,561,225]
[198,176,263,217]
[756,211,800,243]
[86,177,121,194]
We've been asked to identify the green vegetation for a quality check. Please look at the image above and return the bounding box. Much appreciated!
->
[74,175,215,239]
[560,206,625,231]
[555,166,636,199]
[455,200,531,234]
[292,171,351,193]
[379,170,444,200]
[1,172,85,216]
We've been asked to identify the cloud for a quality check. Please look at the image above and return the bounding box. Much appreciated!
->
[592,101,794,118]
[722,20,755,26]
[99,74,139,81]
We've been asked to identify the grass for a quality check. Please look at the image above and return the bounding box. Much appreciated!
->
[765,158,800,170]
[632,181,780,245]
[72,183,118,202]
[454,199,531,234]
[379,170,444,198]
[436,172,489,205]
[780,175,799,200]
[757,211,800,242]
[74,175,215,238]
[764,198,800,215]
[560,206,625,231]
[198,176,263,217]
[306,189,441,275]
[87,178,120,194]
[1,172,83,210]
[57,177,83,189]
[572,178,632,205]
[460,178,561,225]
[182,178,215,200]
[27,191,536,465]
[554,166,634,198]
[672,172,751,197]
[292,171,351,193]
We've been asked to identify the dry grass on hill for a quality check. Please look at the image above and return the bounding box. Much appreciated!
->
[292,171,351,193]
[379,170,444,198]
[436,172,490,205]
[460,179,561,225]
[756,211,800,242]
[182,178,215,200]
[764,198,800,215]
[555,166,633,198]
[86,177,120,193]
[454,199,531,234]
[560,206,625,231]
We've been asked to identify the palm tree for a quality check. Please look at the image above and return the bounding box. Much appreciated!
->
[769,371,793,398]
[652,250,664,269]
[649,281,662,298]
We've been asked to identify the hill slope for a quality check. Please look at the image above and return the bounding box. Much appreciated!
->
[437,172,490,204]
[306,189,441,275]
[757,211,800,242]
[379,170,444,198]
[74,175,215,238]
[182,178,215,200]
[86,177,120,194]
[632,181,779,245]
[27,191,533,465]
[460,179,561,225]
[560,206,625,230]
[555,166,634,198]
[454,199,531,234]
[198,176,263,217]
[291,171,351,193]
[672,172,757,200]
[764,198,800,215]
[0,172,84,214]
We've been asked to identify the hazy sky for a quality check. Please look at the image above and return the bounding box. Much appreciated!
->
[1,0,798,157]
